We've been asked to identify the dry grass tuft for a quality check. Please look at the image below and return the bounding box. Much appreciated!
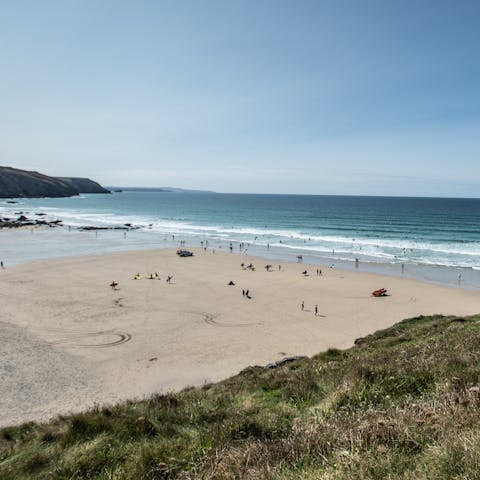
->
[2,314,480,479]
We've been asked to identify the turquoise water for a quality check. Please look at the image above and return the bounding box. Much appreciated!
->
[1,192,480,288]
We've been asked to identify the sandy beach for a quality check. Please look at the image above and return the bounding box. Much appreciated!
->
[1,247,479,427]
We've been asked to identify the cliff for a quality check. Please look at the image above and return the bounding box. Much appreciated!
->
[56,177,110,194]
[0,166,110,198]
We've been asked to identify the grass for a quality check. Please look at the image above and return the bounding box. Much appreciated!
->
[2,314,480,479]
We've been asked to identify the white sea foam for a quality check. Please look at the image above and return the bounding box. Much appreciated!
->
[4,196,479,272]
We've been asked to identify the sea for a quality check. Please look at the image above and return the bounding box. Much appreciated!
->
[1,192,480,289]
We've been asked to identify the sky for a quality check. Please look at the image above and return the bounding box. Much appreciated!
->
[0,0,479,196]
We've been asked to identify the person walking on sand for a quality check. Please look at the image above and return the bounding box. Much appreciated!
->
[315,304,318,316]
[301,300,304,311]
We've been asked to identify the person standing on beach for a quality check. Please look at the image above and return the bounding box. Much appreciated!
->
[301,301,304,311]
[0,260,3,269]
[315,304,318,316]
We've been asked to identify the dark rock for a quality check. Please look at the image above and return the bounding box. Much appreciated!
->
[264,356,307,369]
[77,225,138,231]
[79,226,110,231]
[243,356,307,372]
[0,217,37,228]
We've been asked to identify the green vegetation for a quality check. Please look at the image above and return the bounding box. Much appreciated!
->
[2,314,480,479]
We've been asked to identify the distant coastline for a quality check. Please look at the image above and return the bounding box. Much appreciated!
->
[106,186,216,194]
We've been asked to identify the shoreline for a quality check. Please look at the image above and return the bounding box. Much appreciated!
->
[1,227,480,290]
[1,246,479,427]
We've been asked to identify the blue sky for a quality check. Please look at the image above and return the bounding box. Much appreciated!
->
[0,0,479,196]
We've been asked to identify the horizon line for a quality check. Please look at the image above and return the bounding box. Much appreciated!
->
[104,187,480,200]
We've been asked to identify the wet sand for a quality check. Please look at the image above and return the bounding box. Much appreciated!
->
[1,247,478,427]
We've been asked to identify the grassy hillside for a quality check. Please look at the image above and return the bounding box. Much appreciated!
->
[2,314,480,479]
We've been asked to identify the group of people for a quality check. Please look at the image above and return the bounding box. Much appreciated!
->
[303,268,323,276]
[301,300,319,316]
[129,272,173,282]
[227,279,251,298]
[109,272,174,289]
[241,263,255,271]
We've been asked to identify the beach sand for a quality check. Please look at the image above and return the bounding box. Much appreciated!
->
[1,247,478,427]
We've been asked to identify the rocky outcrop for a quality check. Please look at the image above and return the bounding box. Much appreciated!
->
[0,215,64,229]
[0,166,110,198]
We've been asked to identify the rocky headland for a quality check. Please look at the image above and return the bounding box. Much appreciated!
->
[0,166,110,198]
